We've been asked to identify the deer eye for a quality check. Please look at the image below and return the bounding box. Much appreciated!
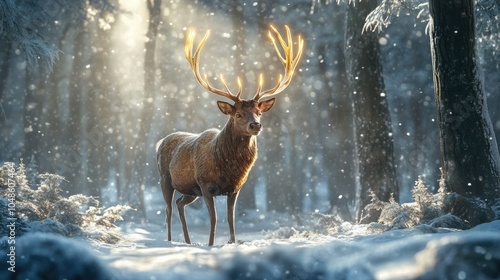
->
[235,113,242,118]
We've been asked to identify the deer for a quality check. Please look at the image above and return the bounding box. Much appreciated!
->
[156,25,304,246]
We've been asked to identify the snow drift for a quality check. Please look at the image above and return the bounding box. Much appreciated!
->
[3,220,499,279]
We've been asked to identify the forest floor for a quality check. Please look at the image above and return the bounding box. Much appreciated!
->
[91,212,500,280]
[4,186,500,279]
[8,213,500,279]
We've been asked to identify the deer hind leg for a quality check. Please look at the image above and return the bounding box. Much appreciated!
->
[176,194,198,244]
[202,194,217,246]
[160,175,174,242]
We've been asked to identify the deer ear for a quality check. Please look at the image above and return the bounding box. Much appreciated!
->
[217,101,235,115]
[258,98,276,113]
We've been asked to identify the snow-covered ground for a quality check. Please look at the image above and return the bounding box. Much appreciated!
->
[4,208,500,280]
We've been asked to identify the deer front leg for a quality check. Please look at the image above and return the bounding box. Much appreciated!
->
[176,194,198,244]
[227,192,239,244]
[160,175,174,242]
[203,194,217,246]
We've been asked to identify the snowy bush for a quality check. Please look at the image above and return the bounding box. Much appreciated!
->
[306,173,497,238]
[362,174,495,230]
[0,162,131,244]
[311,212,343,234]
[412,175,461,225]
[265,226,300,239]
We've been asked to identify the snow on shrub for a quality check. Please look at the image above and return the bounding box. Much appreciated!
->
[0,162,130,244]
[363,176,495,230]
[308,173,498,238]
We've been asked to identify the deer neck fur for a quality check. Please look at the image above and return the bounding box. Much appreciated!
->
[210,117,257,194]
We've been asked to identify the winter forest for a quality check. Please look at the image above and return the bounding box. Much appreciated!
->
[1,0,500,279]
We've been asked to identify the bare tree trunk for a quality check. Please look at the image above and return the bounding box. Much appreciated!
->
[429,0,500,199]
[43,24,73,185]
[345,1,399,223]
[23,68,43,162]
[0,40,11,104]
[65,29,90,195]
[86,18,115,198]
[126,0,162,218]
[320,42,355,220]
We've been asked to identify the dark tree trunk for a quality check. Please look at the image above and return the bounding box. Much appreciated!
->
[43,24,73,183]
[323,42,355,220]
[23,69,43,162]
[64,28,90,194]
[0,39,12,104]
[264,123,289,213]
[289,134,304,214]
[87,19,114,198]
[429,0,500,200]
[126,0,162,218]
[344,1,399,223]
[323,4,356,220]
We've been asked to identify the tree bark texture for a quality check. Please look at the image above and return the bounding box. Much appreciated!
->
[325,4,356,220]
[345,0,399,222]
[65,29,89,194]
[429,0,500,200]
[126,0,162,218]
[0,40,12,103]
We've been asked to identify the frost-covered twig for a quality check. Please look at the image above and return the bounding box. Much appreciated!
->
[363,0,403,33]
[363,0,428,33]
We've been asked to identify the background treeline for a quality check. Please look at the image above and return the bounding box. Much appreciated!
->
[1,0,499,221]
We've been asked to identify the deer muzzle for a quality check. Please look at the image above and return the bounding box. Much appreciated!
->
[249,122,262,135]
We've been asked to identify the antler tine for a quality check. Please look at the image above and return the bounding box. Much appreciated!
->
[185,29,242,103]
[253,25,304,101]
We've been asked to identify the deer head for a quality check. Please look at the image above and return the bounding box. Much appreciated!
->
[184,25,304,137]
